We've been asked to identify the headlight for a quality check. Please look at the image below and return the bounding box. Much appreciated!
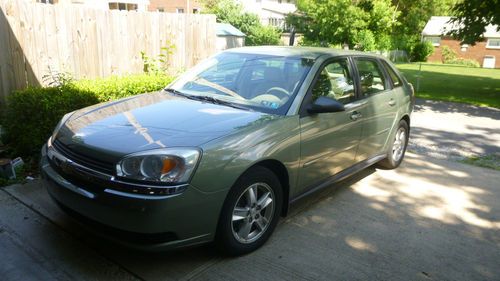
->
[52,112,74,140]
[116,148,201,184]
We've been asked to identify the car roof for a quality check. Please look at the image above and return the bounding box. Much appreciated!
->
[225,46,385,60]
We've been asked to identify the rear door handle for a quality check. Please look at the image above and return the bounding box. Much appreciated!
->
[350,111,362,121]
[388,99,396,106]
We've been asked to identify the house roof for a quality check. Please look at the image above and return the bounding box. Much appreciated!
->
[422,16,500,38]
[216,23,246,37]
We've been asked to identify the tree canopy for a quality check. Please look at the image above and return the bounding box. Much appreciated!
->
[449,0,500,44]
[202,0,282,46]
[288,0,456,52]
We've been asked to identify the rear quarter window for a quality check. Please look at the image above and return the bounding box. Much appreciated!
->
[382,61,402,88]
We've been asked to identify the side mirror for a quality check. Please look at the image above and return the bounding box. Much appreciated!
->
[307,96,345,114]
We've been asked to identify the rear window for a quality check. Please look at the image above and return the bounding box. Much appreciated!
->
[382,61,402,87]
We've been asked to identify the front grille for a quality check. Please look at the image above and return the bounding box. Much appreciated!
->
[53,139,115,174]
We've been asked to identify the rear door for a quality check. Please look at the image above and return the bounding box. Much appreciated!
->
[352,57,398,162]
[297,57,363,189]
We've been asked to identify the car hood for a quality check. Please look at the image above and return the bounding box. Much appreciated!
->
[54,91,278,162]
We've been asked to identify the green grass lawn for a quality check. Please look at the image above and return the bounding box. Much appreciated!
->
[396,63,500,108]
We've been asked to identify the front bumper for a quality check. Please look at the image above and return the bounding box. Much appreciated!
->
[40,144,227,251]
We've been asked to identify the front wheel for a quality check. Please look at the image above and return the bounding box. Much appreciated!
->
[378,119,409,169]
[215,166,283,256]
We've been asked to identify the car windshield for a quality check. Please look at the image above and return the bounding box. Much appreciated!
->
[168,52,314,115]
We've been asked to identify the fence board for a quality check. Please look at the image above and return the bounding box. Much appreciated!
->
[0,0,217,105]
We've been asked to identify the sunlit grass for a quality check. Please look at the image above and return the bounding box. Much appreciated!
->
[397,63,500,108]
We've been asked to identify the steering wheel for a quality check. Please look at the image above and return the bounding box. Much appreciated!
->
[264,87,290,100]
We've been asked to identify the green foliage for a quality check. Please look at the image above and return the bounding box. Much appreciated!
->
[290,0,398,50]
[441,46,480,67]
[441,45,457,62]
[141,43,176,74]
[410,41,434,62]
[2,74,173,157]
[202,0,282,46]
[449,0,500,44]
[353,30,377,51]
[246,25,282,46]
[290,0,457,53]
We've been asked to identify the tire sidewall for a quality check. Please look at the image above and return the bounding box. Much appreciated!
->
[216,166,283,256]
[386,119,409,168]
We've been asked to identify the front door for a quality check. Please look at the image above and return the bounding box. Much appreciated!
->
[298,58,363,189]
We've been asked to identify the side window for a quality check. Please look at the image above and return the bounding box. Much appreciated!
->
[354,59,387,96]
[383,61,402,87]
[311,58,355,105]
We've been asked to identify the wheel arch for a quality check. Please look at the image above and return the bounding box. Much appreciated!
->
[249,159,290,217]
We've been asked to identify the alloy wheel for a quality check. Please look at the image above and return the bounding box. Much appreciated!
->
[392,127,406,162]
[231,182,275,244]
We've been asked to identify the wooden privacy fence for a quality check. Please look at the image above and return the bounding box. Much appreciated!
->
[0,0,217,104]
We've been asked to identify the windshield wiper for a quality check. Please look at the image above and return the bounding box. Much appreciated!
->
[165,88,250,111]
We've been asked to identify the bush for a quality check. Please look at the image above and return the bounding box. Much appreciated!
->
[410,41,434,62]
[246,25,282,46]
[441,46,480,67]
[2,74,173,157]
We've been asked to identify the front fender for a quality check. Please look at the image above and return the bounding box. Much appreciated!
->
[190,115,301,195]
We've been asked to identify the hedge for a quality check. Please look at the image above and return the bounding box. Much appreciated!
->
[2,74,174,157]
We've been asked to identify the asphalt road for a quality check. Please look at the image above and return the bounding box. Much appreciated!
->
[0,100,499,281]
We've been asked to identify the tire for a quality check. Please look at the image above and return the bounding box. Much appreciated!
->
[378,119,409,169]
[215,166,283,256]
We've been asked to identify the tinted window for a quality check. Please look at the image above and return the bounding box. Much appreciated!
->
[354,59,387,96]
[311,58,355,105]
[383,61,402,87]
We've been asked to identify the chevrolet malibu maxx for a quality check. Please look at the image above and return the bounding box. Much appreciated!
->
[41,47,414,255]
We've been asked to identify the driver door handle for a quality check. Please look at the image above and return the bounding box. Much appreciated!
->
[350,111,362,121]
[388,99,396,106]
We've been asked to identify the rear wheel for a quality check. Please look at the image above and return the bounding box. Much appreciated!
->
[378,119,409,169]
[216,166,282,256]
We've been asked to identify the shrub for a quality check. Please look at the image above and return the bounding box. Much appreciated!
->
[441,46,457,62]
[2,74,173,157]
[410,41,434,62]
[441,46,480,67]
[246,25,282,46]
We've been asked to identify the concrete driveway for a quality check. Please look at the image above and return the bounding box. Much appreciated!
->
[1,100,499,281]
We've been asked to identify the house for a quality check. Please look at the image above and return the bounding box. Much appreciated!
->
[238,0,297,29]
[148,0,202,13]
[216,23,245,51]
[34,0,150,11]
[422,16,500,68]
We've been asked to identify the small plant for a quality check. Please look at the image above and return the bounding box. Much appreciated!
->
[141,43,176,75]
[42,66,74,88]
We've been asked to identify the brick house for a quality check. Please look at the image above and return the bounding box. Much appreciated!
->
[422,16,500,68]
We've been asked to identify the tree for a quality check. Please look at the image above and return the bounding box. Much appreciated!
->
[202,0,281,46]
[449,0,500,44]
[391,0,456,51]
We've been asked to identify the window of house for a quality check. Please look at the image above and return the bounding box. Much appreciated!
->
[193,8,200,13]
[37,0,56,4]
[176,8,185,13]
[157,7,165,12]
[109,2,137,11]
[486,39,500,49]
[424,36,441,47]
